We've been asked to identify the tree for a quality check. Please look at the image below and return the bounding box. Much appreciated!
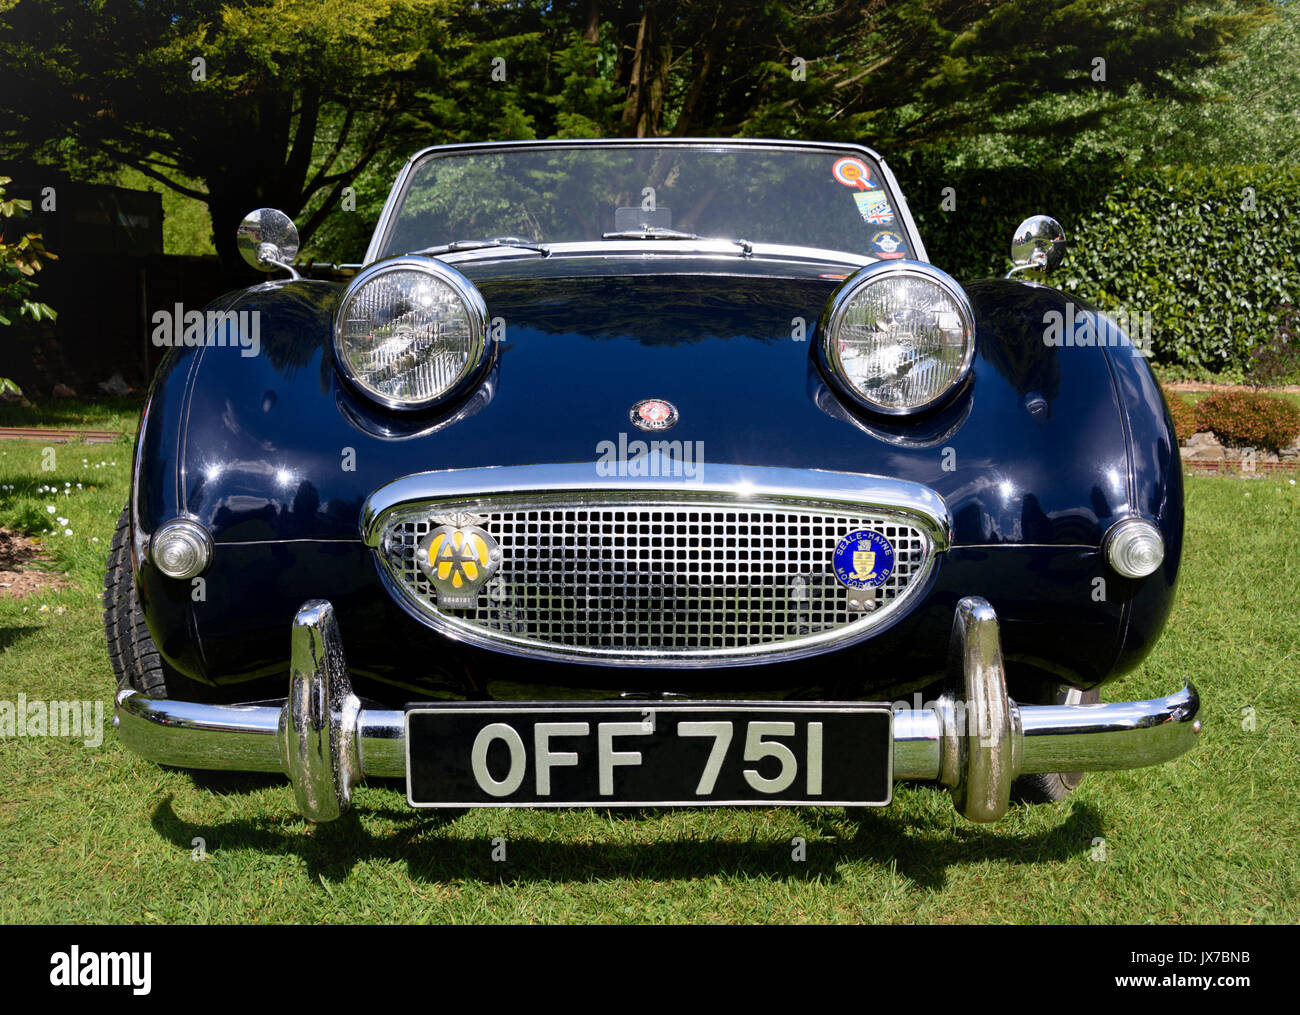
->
[3,1,1276,271]
[531,1,1274,153]
[0,0,479,271]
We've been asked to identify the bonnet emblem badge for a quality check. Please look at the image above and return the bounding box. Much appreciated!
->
[417,524,501,608]
[630,398,678,431]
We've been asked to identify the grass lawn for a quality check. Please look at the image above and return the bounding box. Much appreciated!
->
[0,395,143,435]
[0,437,1296,924]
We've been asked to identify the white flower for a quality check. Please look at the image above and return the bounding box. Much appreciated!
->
[64,528,73,536]
[39,604,49,612]
[1291,480,1297,486]
[56,517,68,526]
[46,505,56,514]
[92,537,99,543]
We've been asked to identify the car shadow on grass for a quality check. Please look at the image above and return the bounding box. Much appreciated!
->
[149,792,1103,889]
[819,801,1106,890]
[184,770,287,795]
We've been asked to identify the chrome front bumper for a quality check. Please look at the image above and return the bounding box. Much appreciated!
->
[114,596,1201,823]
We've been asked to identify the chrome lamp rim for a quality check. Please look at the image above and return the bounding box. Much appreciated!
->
[818,259,977,417]
[333,254,491,412]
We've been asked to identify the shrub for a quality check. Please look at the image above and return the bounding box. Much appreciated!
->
[1193,391,1300,451]
[897,159,1300,376]
[1163,390,1198,444]
[1248,304,1300,388]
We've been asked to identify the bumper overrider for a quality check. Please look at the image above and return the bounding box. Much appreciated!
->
[114,596,1200,823]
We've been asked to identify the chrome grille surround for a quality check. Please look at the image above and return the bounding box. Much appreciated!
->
[361,463,950,667]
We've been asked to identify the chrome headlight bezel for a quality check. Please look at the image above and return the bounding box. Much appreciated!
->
[333,255,490,411]
[818,260,977,416]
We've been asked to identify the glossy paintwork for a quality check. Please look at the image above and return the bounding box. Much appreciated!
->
[132,255,1178,702]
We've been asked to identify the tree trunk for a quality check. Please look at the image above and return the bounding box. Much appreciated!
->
[620,2,671,137]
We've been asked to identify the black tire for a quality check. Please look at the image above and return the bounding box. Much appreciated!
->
[1011,684,1101,803]
[102,506,190,698]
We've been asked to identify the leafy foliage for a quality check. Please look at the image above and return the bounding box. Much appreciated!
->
[903,160,1299,373]
[0,0,1275,270]
[0,0,476,267]
[1164,389,1199,444]
[1247,304,1300,387]
[0,175,56,328]
[931,0,1299,171]
[1193,390,1300,451]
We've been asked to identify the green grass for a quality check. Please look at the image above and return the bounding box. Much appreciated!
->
[1,441,1296,924]
[0,396,143,434]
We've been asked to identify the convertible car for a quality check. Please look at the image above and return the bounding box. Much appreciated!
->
[107,138,1199,824]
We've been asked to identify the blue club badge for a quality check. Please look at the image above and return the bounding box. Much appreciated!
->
[833,530,895,589]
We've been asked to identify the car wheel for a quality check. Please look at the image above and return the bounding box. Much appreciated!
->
[103,506,193,698]
[1011,684,1101,803]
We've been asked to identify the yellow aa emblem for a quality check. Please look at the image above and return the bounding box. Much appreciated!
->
[429,528,492,588]
[417,524,502,608]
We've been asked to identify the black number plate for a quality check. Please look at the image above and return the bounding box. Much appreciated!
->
[405,702,892,808]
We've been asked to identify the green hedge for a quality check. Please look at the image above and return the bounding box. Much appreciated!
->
[896,158,1299,375]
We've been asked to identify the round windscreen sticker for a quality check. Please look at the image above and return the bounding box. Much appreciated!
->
[869,230,906,258]
[831,157,876,190]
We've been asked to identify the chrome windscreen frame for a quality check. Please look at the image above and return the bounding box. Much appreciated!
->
[360,462,952,668]
[363,138,930,267]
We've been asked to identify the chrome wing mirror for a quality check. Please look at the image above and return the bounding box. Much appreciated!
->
[1006,215,1066,279]
[237,208,301,279]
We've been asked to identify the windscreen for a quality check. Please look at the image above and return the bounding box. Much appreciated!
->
[379,145,912,261]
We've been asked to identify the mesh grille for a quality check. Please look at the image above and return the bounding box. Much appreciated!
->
[378,500,933,660]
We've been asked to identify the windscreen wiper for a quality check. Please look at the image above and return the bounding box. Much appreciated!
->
[601,227,752,254]
[415,236,550,256]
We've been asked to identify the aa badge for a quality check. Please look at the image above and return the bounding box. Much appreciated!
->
[833,529,895,589]
[417,524,502,608]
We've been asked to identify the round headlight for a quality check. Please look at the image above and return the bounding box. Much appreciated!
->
[335,257,489,409]
[151,519,212,579]
[1105,517,1165,579]
[820,262,975,413]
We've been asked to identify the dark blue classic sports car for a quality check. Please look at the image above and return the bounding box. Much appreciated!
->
[107,138,1199,823]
